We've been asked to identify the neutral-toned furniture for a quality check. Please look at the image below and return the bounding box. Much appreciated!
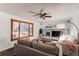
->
[62,43,79,56]
[49,41,63,56]
[49,40,79,56]
[56,40,79,56]
[14,39,59,56]
[41,36,59,41]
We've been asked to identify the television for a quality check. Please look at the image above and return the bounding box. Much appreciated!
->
[52,31,61,37]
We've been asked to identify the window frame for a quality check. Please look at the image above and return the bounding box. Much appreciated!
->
[11,19,34,41]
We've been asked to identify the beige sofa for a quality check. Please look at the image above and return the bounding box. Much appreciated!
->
[14,39,59,56]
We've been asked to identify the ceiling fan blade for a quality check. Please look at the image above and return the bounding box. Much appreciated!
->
[28,11,39,14]
[45,16,52,17]
[32,14,40,17]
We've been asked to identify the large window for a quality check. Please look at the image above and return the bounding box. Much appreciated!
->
[11,19,34,41]
[20,23,29,37]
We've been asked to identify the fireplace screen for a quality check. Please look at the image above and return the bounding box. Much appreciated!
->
[52,31,61,37]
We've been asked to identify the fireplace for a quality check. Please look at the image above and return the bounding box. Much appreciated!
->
[45,31,61,37]
[51,31,61,37]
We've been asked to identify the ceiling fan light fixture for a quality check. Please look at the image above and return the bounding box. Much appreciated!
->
[28,9,52,20]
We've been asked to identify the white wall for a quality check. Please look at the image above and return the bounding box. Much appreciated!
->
[39,4,79,37]
[0,12,40,52]
[41,19,69,29]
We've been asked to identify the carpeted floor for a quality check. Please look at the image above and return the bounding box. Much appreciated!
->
[0,47,16,56]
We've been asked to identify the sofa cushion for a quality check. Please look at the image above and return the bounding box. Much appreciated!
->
[18,38,32,47]
[45,42,56,46]
[40,38,52,42]
[32,40,59,55]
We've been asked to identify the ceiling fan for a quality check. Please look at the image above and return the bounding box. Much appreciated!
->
[28,9,52,20]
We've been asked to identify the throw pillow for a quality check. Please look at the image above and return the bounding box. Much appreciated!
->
[64,37,75,51]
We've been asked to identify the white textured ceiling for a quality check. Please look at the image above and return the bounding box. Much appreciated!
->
[0,3,79,21]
